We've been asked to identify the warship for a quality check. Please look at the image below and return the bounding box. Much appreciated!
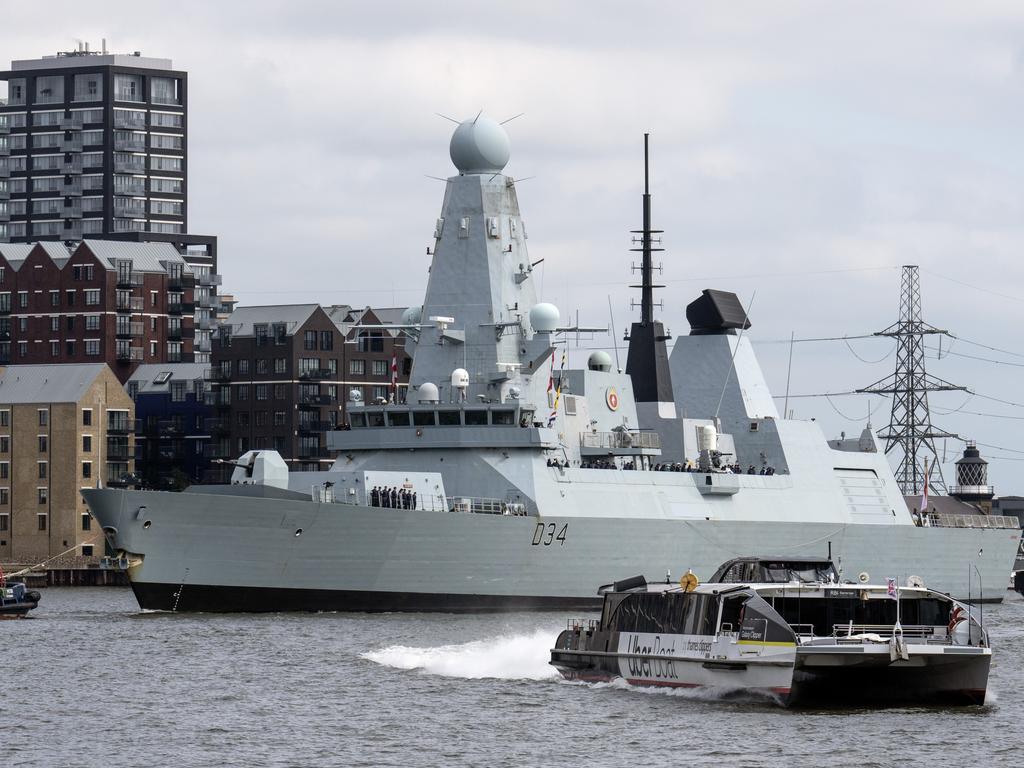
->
[83,116,1020,612]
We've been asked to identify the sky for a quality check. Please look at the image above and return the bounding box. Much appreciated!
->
[3,1,1024,493]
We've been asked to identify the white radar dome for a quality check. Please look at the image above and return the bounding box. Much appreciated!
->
[529,303,560,333]
[450,115,511,174]
[588,351,613,372]
[417,382,439,403]
[451,368,470,388]
[401,305,422,326]
[348,388,363,403]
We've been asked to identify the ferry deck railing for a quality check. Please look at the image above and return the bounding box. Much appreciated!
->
[925,513,1018,529]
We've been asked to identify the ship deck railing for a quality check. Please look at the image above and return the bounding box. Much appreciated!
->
[926,513,1018,529]
[310,486,533,516]
[789,624,953,645]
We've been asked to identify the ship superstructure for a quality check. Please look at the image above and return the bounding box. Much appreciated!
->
[82,116,1020,612]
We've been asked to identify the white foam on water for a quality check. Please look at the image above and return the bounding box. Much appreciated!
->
[362,629,560,681]
[567,676,784,706]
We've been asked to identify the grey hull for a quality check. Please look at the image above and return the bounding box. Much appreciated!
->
[84,488,1017,611]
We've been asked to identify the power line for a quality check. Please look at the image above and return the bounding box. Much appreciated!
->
[922,268,1024,305]
[925,345,1024,368]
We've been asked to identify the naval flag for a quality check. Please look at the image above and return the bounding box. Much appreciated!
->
[887,577,898,600]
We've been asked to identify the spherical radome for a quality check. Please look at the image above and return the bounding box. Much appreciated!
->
[588,351,613,372]
[449,115,511,174]
[529,302,560,333]
[417,382,439,403]
[451,368,470,388]
[401,306,422,326]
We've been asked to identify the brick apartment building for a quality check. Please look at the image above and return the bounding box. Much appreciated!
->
[0,239,205,380]
[0,363,134,564]
[207,304,410,477]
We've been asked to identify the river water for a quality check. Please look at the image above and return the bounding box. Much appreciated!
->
[5,588,1022,768]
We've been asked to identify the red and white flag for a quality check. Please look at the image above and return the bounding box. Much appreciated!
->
[920,458,930,513]
[546,349,555,393]
[887,577,898,600]
[390,353,398,401]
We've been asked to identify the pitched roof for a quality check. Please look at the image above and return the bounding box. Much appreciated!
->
[224,304,320,337]
[0,242,72,271]
[0,363,111,404]
[79,240,193,274]
[128,362,209,394]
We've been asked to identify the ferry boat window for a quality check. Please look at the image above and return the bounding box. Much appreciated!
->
[722,563,745,582]
[438,410,460,426]
[465,410,488,426]
[610,593,717,636]
[368,411,385,428]
[720,595,745,630]
[387,411,412,427]
[491,409,515,426]
[412,411,435,427]
[349,413,367,428]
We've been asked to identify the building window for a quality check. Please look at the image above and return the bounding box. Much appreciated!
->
[38,462,47,479]
[238,360,249,375]
[66,290,76,306]
[66,341,75,356]
[82,435,91,452]
[18,291,27,308]
[38,409,48,427]
[151,77,181,105]
[17,342,27,358]
[82,461,92,478]
[274,358,286,375]
[237,385,249,402]
[256,359,268,375]
[237,412,249,428]
[0,411,9,428]
[273,324,287,344]
[320,331,333,351]
[349,359,365,375]
[274,411,286,426]
[49,290,60,307]
[255,411,267,427]
[304,330,317,350]
[85,289,100,305]
[38,488,47,505]
[51,341,60,357]
[85,340,100,356]
[38,436,47,452]
[82,409,92,426]
[38,513,47,530]
[256,385,269,401]
[114,74,143,102]
[0,514,7,531]
[0,462,8,479]
[372,360,388,377]
[273,385,286,400]
[0,437,8,452]
[86,315,100,331]
[82,545,94,557]
[169,381,186,402]
[82,512,91,531]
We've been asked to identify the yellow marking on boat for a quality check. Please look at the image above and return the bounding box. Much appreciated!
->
[737,640,798,647]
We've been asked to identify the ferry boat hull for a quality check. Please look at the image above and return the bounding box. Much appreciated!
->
[84,486,1018,612]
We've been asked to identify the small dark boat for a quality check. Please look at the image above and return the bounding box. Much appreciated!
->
[0,579,41,618]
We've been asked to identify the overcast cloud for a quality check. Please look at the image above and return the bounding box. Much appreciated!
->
[3,1,1023,492]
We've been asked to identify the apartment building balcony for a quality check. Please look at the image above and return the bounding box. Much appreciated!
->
[116,271,144,288]
[115,346,144,362]
[297,421,333,434]
[196,293,219,309]
[114,180,147,196]
[196,337,211,353]
[299,368,334,381]
[61,222,83,240]
[0,303,10,315]
[116,295,145,313]
[114,136,146,152]
[167,326,183,340]
[56,202,83,218]
[113,114,146,130]
[114,158,146,174]
[199,273,222,287]
[0,144,8,158]
[297,446,330,459]
[62,181,82,196]
[107,417,134,435]
[166,276,187,292]
[0,122,9,135]
[60,116,83,131]
[61,137,83,153]
[298,394,336,408]
[106,443,134,459]
[0,165,9,179]
[115,322,144,339]
[113,218,146,232]
[204,417,231,437]
[62,158,83,174]
[202,443,233,461]
[0,209,8,223]
[113,203,146,219]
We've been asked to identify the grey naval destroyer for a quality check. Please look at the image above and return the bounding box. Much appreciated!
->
[84,117,1020,612]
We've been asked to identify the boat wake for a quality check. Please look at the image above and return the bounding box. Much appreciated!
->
[576,676,785,706]
[361,629,560,681]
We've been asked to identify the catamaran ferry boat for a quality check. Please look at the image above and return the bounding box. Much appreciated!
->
[550,558,991,706]
[83,116,1019,612]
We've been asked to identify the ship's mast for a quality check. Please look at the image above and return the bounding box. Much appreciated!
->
[635,133,662,325]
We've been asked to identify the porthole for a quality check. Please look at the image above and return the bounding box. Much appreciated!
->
[294,528,303,537]
[142,520,152,529]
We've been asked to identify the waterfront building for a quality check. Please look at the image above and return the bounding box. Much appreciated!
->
[0,239,209,378]
[127,362,211,489]
[0,362,134,564]
[0,45,187,243]
[207,304,410,478]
